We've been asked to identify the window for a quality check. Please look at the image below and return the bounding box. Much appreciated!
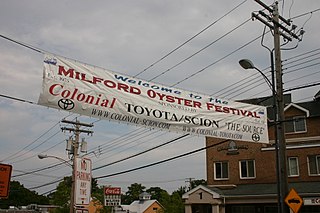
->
[288,157,299,177]
[239,160,255,179]
[285,116,306,133]
[308,155,320,175]
[214,161,229,180]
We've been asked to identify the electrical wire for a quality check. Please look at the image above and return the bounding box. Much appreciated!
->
[93,134,190,171]
[95,139,226,179]
[0,121,61,162]
[92,131,167,166]
[148,18,251,81]
[5,45,320,182]
[2,5,320,192]
[133,0,248,78]
[290,8,320,20]
[172,34,263,87]
[9,131,61,164]
[15,47,320,185]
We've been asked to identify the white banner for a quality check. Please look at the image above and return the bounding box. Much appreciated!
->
[38,54,269,143]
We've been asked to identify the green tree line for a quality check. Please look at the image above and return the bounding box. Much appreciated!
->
[0,178,206,213]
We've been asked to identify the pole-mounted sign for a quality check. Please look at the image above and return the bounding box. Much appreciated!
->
[74,157,92,205]
[0,163,12,199]
[104,187,121,206]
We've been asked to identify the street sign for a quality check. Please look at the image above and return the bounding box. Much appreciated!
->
[104,187,121,206]
[285,188,303,213]
[0,163,12,198]
[75,157,92,205]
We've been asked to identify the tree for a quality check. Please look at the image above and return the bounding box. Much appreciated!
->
[90,182,107,213]
[174,186,187,197]
[122,183,145,204]
[0,181,49,209]
[190,179,207,189]
[50,176,72,213]
[146,187,168,201]
[50,176,103,213]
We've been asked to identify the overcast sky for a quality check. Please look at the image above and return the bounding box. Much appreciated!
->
[0,0,319,195]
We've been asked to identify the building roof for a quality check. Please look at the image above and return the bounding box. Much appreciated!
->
[296,100,320,117]
[206,182,320,197]
[184,182,320,200]
[238,93,320,120]
[121,200,162,213]
[314,90,320,100]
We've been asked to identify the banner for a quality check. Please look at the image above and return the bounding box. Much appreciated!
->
[38,54,269,143]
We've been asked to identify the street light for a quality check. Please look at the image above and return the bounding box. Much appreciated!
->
[37,154,72,167]
[239,59,287,213]
[239,59,274,92]
[38,153,74,212]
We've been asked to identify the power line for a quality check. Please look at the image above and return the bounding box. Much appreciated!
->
[32,78,319,191]
[9,131,61,164]
[12,161,69,178]
[0,34,43,53]
[1,6,318,193]
[148,18,251,81]
[290,8,320,20]
[0,120,60,162]
[92,131,166,165]
[9,45,318,181]
[95,139,227,179]
[0,94,37,106]
[133,0,248,77]
[171,34,263,87]
[93,134,190,171]
[212,47,320,99]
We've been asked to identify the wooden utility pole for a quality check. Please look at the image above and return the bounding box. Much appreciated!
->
[61,119,93,213]
[252,1,302,213]
[273,3,288,213]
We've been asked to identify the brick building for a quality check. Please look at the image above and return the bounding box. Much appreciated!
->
[183,93,320,213]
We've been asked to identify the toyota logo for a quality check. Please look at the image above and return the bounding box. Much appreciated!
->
[58,99,75,110]
[252,133,260,142]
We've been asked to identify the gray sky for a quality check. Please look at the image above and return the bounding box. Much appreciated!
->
[0,0,319,195]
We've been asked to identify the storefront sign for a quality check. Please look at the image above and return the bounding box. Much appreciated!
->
[104,187,121,206]
[303,197,320,205]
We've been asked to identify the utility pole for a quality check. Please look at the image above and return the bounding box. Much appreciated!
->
[273,4,288,213]
[273,3,289,212]
[185,177,195,191]
[251,1,303,213]
[61,119,93,213]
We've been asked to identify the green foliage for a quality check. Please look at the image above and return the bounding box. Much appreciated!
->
[120,183,186,213]
[122,183,145,204]
[174,186,187,197]
[146,187,168,201]
[160,191,184,213]
[190,179,207,189]
[50,176,72,213]
[91,185,108,213]
[0,181,49,209]
[46,178,205,213]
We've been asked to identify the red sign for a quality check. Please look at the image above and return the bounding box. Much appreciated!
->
[104,187,121,195]
[0,163,12,198]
